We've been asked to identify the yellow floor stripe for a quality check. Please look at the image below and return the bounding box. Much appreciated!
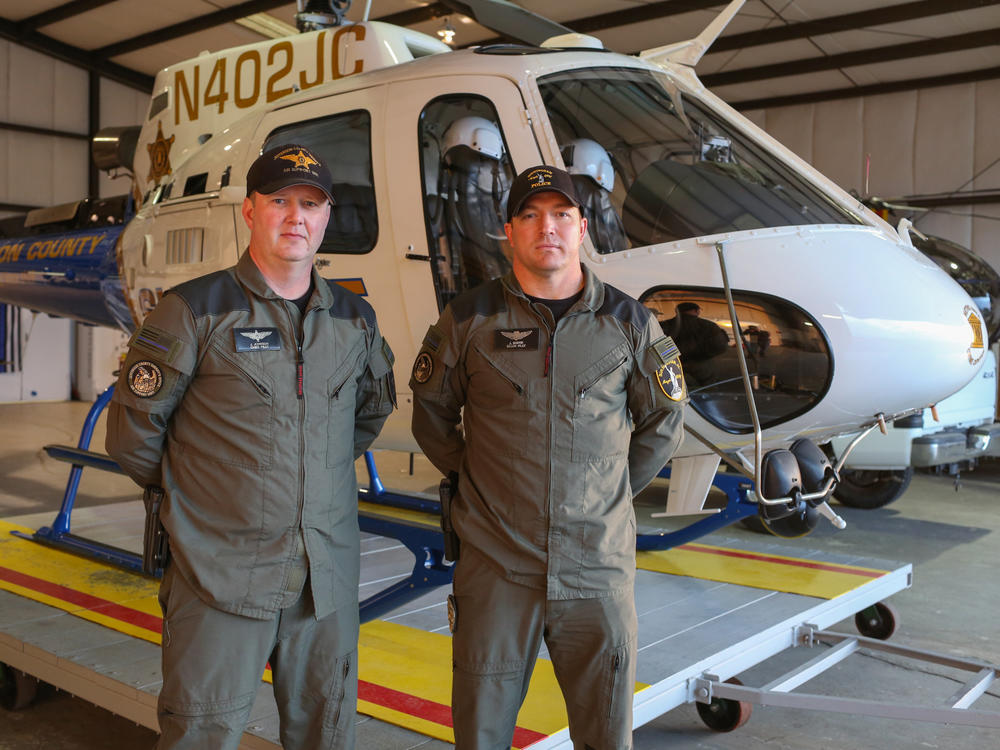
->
[638,542,888,599]
[358,500,439,528]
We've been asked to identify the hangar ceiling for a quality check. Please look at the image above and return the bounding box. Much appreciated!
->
[1,0,998,111]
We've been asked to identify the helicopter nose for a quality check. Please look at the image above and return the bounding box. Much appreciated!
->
[776,226,986,423]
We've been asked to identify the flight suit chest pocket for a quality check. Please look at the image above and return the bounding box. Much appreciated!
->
[572,343,631,462]
[467,346,534,457]
[326,341,364,468]
[467,345,529,409]
[177,340,276,468]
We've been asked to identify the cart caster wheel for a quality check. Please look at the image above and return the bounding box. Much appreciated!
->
[855,601,898,640]
[0,663,39,710]
[696,677,752,732]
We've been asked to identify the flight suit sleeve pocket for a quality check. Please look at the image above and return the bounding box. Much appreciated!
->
[364,338,397,410]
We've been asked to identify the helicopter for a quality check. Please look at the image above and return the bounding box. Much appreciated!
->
[0,0,986,540]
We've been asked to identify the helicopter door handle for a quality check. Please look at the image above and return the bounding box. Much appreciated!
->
[405,253,432,262]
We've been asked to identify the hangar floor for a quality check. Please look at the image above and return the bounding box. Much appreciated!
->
[0,400,998,749]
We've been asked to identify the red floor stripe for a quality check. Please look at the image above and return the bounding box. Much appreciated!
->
[0,563,549,744]
[0,565,161,633]
[677,544,882,578]
[360,679,547,748]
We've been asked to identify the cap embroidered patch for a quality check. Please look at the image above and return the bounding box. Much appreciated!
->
[128,361,164,398]
[412,352,434,384]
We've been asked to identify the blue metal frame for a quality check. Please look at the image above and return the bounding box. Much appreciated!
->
[13,388,763,618]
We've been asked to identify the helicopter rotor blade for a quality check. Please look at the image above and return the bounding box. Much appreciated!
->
[438,0,573,46]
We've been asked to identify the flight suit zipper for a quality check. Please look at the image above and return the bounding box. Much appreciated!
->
[579,356,628,399]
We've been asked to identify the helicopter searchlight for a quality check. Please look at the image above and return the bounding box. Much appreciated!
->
[0,0,985,540]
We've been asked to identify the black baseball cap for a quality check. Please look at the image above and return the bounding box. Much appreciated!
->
[246,144,335,204]
[505,165,581,222]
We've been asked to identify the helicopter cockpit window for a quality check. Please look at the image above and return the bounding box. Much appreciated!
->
[265,109,378,254]
[642,288,833,433]
[419,96,516,309]
[537,68,862,251]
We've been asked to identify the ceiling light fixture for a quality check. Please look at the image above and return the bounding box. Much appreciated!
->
[437,17,457,45]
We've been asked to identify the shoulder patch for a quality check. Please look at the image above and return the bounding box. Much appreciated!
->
[412,352,434,384]
[423,325,445,353]
[170,270,248,318]
[127,361,164,398]
[651,335,680,365]
[131,325,183,364]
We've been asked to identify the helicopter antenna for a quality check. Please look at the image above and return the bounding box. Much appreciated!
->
[640,0,745,67]
[296,0,351,31]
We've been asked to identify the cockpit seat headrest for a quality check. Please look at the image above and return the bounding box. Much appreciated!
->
[562,138,614,192]
[442,116,504,162]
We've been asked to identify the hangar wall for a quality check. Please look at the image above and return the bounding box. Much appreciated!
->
[742,79,1000,272]
[0,39,140,402]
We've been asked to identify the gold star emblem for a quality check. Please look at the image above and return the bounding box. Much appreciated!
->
[278,150,318,169]
[146,122,175,184]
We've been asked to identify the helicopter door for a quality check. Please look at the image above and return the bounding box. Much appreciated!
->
[384,77,540,314]
[249,85,400,328]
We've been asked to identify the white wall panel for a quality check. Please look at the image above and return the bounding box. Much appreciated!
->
[52,60,89,134]
[0,39,10,123]
[973,80,1000,192]
[812,98,865,194]
[861,91,917,199]
[752,82,1000,274]
[914,84,975,196]
[52,139,89,205]
[8,44,57,130]
[762,103,814,165]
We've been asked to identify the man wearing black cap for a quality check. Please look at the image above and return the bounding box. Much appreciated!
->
[410,165,686,749]
[107,144,395,750]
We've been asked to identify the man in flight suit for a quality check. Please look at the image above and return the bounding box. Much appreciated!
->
[106,144,395,750]
[410,165,686,749]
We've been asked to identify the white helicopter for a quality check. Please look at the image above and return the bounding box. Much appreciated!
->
[0,0,986,541]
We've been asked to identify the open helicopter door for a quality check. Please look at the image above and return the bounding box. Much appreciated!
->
[383,75,541,324]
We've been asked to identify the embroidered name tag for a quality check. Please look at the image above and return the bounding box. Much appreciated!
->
[234,327,281,352]
[494,328,539,351]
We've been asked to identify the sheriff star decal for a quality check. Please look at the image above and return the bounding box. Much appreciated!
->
[145,122,175,184]
[128,361,164,398]
[412,352,434,384]
[656,359,686,401]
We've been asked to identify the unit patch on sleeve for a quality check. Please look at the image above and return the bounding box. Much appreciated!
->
[128,361,164,398]
[656,359,686,401]
[234,327,281,352]
[412,352,434,384]
[494,328,539,351]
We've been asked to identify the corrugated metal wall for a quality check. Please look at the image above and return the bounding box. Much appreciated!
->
[744,79,1000,270]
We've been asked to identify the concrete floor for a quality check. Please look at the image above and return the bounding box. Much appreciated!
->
[1,400,998,748]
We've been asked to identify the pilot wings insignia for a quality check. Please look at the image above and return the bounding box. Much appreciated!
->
[241,329,271,342]
[234,327,281,352]
[501,330,532,341]
[494,327,539,351]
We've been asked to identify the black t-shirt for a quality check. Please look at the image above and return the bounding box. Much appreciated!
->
[527,290,584,324]
[289,279,315,316]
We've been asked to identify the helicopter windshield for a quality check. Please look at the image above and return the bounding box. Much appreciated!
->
[537,67,862,251]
